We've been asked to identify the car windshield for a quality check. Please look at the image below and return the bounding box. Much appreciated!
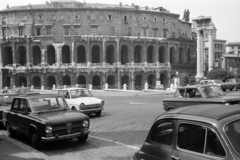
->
[214,80,223,84]
[225,119,240,155]
[199,85,225,98]
[235,79,240,83]
[228,79,235,83]
[29,97,68,112]
[70,89,92,98]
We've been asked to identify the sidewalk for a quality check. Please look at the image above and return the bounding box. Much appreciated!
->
[0,132,52,160]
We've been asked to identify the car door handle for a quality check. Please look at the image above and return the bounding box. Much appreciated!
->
[171,155,180,160]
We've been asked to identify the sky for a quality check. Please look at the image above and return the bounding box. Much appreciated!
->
[0,0,239,42]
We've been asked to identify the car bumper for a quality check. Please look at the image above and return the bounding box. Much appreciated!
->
[80,108,103,114]
[41,130,90,142]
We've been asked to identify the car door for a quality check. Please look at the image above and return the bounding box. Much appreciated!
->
[15,99,29,136]
[136,120,175,160]
[171,121,232,160]
[185,88,205,106]
[7,98,20,131]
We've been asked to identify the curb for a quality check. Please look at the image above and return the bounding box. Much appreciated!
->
[0,133,53,160]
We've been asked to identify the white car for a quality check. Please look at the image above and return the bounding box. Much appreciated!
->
[55,88,104,116]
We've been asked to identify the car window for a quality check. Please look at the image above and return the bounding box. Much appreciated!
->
[12,99,20,111]
[200,86,225,98]
[70,89,92,98]
[174,89,185,98]
[150,121,174,146]
[19,99,26,112]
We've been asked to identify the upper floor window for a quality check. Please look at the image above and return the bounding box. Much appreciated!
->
[143,28,147,37]
[110,26,115,36]
[238,46,240,49]
[172,23,175,28]
[163,18,166,23]
[143,17,147,21]
[36,28,41,36]
[153,17,157,22]
[38,14,43,20]
[232,46,234,49]
[18,28,23,36]
[75,15,80,20]
[46,27,51,36]
[127,27,131,36]
[91,27,97,35]
[2,17,6,24]
[136,17,139,21]
[123,16,127,23]
[108,15,112,20]
[74,27,80,35]
[91,14,96,20]
[64,27,70,36]
[153,29,158,37]
[163,29,168,38]
[172,32,175,38]
[2,27,6,38]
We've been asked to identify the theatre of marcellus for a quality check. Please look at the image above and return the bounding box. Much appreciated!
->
[0,0,196,90]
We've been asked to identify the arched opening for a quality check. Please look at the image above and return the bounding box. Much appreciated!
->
[121,75,129,88]
[62,45,70,63]
[121,45,128,64]
[160,73,166,85]
[134,45,142,63]
[32,76,41,88]
[32,46,41,65]
[179,47,184,64]
[135,74,142,90]
[107,75,115,88]
[92,75,101,89]
[148,74,155,89]
[17,76,27,87]
[187,48,191,63]
[147,45,154,63]
[47,76,56,89]
[63,75,71,86]
[106,45,115,65]
[4,76,11,88]
[77,45,86,63]
[77,75,86,87]
[18,46,26,66]
[3,46,13,66]
[92,45,100,63]
[170,47,176,63]
[159,46,166,63]
[47,45,56,65]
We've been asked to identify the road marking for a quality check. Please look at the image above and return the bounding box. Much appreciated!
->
[89,135,140,150]
[129,102,145,105]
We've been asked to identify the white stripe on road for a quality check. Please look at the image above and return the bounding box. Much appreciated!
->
[89,135,140,150]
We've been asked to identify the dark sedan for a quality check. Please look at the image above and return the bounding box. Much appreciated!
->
[2,94,90,149]
[163,84,240,111]
[134,104,240,160]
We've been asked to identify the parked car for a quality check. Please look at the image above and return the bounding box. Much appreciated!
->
[199,79,235,91]
[55,88,104,116]
[163,84,240,111]
[2,93,90,149]
[226,78,240,91]
[134,104,240,160]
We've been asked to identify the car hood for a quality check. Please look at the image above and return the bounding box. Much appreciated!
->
[69,97,102,105]
[31,110,88,125]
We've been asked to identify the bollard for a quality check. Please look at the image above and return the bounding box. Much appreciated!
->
[144,82,148,90]
[53,84,55,90]
[105,83,108,90]
[89,84,92,90]
[41,85,44,90]
[123,84,127,90]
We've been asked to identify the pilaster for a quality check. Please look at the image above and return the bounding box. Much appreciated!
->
[26,37,31,66]
[208,28,214,71]
[71,40,75,66]
[102,38,106,66]
[195,29,203,81]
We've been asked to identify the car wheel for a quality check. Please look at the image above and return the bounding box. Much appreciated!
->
[95,111,102,116]
[77,134,88,142]
[167,108,174,111]
[31,129,43,150]
[72,106,77,111]
[222,89,226,91]
[230,88,233,91]
[6,123,16,138]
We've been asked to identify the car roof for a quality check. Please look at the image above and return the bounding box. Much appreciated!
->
[163,104,240,121]
[16,94,62,100]
[177,84,215,89]
[54,88,87,91]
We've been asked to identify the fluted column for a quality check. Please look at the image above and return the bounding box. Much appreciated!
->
[12,40,16,66]
[26,38,31,66]
[208,28,214,71]
[155,43,159,63]
[195,29,203,81]
[102,38,106,66]
[200,32,204,75]
[41,48,46,65]
[86,41,90,66]
[55,44,62,67]
[116,38,120,65]
[71,40,75,66]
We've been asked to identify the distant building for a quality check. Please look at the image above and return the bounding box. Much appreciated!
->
[0,0,196,89]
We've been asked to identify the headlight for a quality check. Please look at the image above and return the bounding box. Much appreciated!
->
[100,101,104,106]
[79,103,84,110]
[225,103,230,105]
[45,126,52,134]
[83,120,89,128]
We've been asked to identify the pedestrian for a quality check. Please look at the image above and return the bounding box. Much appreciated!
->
[2,86,9,94]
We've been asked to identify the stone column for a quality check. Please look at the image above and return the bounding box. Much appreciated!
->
[86,41,90,66]
[131,71,134,90]
[55,44,62,67]
[41,49,46,65]
[71,40,75,66]
[118,71,120,89]
[143,42,147,63]
[129,41,134,64]
[12,40,16,66]
[155,43,159,63]
[208,28,214,71]
[116,38,120,65]
[26,37,31,66]
[200,32,204,76]
[195,29,203,81]
[102,38,106,66]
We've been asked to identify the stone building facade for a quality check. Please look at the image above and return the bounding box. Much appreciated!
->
[0,0,196,90]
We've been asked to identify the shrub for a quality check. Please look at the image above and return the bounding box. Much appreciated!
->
[178,73,196,86]
[207,68,233,82]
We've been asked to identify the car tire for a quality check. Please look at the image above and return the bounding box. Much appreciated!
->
[167,108,174,111]
[95,111,102,116]
[72,106,77,111]
[77,134,88,142]
[6,123,16,138]
[222,89,226,91]
[230,88,233,91]
[31,129,43,150]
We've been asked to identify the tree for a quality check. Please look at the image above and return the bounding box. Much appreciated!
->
[179,73,196,86]
[207,68,233,82]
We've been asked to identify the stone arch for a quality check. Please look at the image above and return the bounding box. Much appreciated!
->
[107,75,115,87]
[148,74,156,89]
[32,45,41,65]
[92,45,100,63]
[18,46,26,66]
[121,75,129,87]
[3,46,13,66]
[77,75,86,87]
[106,45,115,65]
[179,47,184,64]
[160,73,167,85]
[92,75,101,89]
[135,74,142,90]
[46,76,56,89]
[147,45,154,63]
[134,45,142,63]
[4,76,11,88]
[47,45,56,65]
[187,48,191,63]
[62,45,70,63]
[169,47,176,63]
[17,76,27,87]
[63,75,71,86]
[159,46,166,63]
[32,76,41,88]
[77,45,86,63]
[121,45,128,64]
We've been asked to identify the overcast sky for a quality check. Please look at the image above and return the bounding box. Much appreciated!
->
[0,0,239,42]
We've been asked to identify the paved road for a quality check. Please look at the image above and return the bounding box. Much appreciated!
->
[0,92,170,160]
